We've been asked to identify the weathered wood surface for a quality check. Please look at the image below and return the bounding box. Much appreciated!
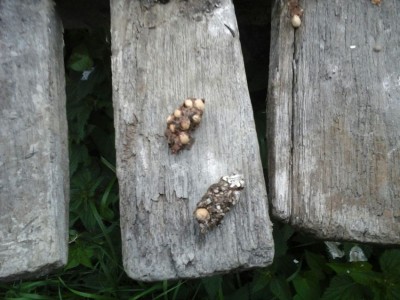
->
[268,0,400,244]
[111,0,274,281]
[0,0,69,280]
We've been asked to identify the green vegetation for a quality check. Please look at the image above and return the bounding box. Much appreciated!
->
[1,25,400,300]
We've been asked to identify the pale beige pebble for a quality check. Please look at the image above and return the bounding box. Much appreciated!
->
[192,114,202,124]
[194,208,210,221]
[291,15,301,28]
[184,99,193,108]
[194,99,205,111]
[179,132,190,144]
[174,109,182,118]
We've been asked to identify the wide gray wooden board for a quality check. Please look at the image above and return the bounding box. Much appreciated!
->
[268,0,400,244]
[111,0,274,281]
[0,0,69,280]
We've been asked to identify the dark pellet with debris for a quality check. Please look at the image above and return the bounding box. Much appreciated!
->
[194,174,245,234]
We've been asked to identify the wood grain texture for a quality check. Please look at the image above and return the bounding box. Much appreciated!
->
[0,0,69,281]
[268,0,400,244]
[111,0,274,281]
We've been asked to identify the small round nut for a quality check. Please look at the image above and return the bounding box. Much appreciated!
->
[194,99,205,111]
[291,15,301,28]
[179,132,190,144]
[184,99,193,108]
[180,118,191,130]
[174,109,182,118]
[195,208,210,221]
[167,115,174,124]
[169,124,176,133]
[192,114,202,124]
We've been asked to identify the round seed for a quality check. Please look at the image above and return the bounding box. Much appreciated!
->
[291,15,301,28]
[194,99,205,111]
[174,109,182,118]
[169,124,176,133]
[195,208,210,221]
[179,132,190,144]
[184,99,193,108]
[180,118,191,130]
[192,114,202,124]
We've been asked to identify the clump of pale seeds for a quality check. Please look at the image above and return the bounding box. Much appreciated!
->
[165,98,205,154]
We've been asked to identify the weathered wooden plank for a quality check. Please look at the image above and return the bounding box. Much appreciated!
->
[0,0,69,280]
[268,0,400,244]
[111,0,274,281]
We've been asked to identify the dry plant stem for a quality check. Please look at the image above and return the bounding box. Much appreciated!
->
[165,98,205,154]
[194,174,245,234]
